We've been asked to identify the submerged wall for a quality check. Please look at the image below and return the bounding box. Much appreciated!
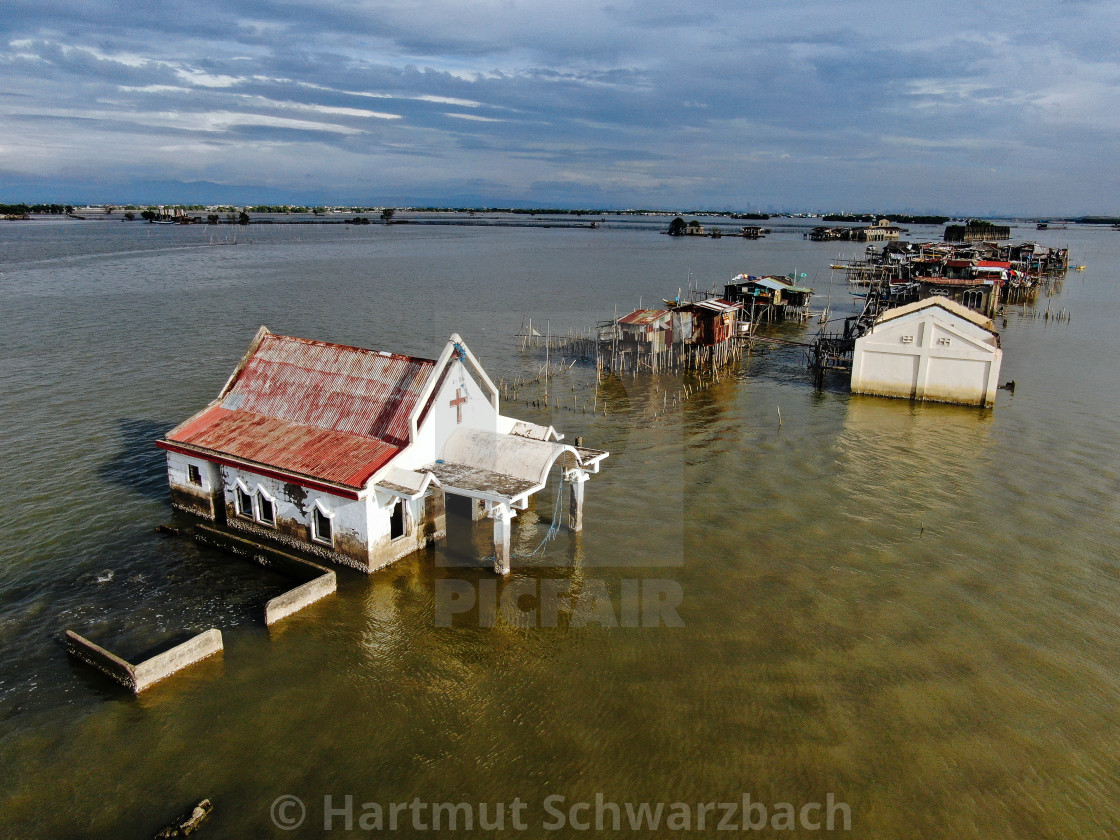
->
[65,628,223,693]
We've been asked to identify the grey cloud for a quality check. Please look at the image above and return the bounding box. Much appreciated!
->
[1,0,1118,212]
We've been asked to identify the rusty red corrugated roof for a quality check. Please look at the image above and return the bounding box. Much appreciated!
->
[219,333,434,446]
[163,332,437,489]
[676,298,743,314]
[165,407,400,488]
[619,309,670,325]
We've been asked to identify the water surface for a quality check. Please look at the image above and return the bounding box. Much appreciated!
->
[0,218,1117,837]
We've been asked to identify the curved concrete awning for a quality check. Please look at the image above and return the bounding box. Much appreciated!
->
[423,427,606,506]
[443,427,580,486]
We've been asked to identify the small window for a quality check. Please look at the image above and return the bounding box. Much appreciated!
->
[390,500,405,540]
[236,487,253,518]
[257,493,275,526]
[312,506,333,545]
[187,464,202,486]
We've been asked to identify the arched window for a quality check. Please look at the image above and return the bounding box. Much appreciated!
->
[312,502,333,545]
[256,489,275,526]
[235,482,253,519]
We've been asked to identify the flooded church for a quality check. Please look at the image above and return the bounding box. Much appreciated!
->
[158,328,607,575]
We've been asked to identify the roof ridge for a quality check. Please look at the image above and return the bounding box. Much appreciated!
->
[876,295,995,332]
[262,332,437,366]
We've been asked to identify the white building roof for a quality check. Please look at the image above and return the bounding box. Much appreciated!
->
[874,295,996,333]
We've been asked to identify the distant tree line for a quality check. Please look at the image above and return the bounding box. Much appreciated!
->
[2,203,979,227]
[346,209,395,224]
[891,214,951,224]
[823,213,950,224]
[0,203,74,215]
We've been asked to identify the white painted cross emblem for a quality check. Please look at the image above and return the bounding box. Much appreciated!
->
[450,387,468,423]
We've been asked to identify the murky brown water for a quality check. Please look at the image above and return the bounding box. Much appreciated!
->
[1,217,1118,837]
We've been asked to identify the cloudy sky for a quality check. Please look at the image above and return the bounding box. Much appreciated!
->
[2,1,1119,214]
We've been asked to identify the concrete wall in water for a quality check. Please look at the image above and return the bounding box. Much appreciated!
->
[65,628,223,693]
[265,574,337,625]
[190,525,337,624]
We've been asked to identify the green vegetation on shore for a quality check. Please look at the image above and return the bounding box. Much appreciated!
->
[0,203,74,215]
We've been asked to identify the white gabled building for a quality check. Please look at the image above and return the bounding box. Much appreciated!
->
[158,328,607,574]
[850,296,1003,407]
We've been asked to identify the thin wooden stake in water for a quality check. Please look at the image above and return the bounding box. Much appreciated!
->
[777,405,782,428]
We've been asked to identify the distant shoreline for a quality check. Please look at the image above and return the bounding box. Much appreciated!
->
[4,206,1116,227]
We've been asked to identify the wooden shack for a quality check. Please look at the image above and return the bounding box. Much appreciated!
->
[944,221,1011,242]
[598,298,742,373]
[915,275,1000,317]
[724,274,813,322]
[674,298,741,345]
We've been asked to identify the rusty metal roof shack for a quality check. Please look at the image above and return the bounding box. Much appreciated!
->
[157,328,436,496]
[617,308,672,329]
[617,309,673,352]
[672,298,742,345]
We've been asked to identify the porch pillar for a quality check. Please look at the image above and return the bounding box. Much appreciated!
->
[492,503,515,575]
[566,470,587,532]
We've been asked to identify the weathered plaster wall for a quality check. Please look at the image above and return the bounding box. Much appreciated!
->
[165,452,223,520]
[219,466,372,571]
[365,489,446,570]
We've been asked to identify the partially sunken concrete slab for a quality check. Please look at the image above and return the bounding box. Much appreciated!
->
[65,628,223,693]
